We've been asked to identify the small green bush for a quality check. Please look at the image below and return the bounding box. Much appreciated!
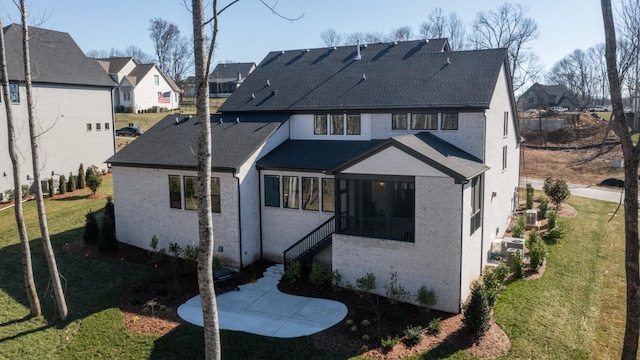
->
[526,229,541,250]
[5,189,15,201]
[483,261,508,308]
[149,235,166,265]
[104,196,115,223]
[544,225,565,243]
[309,261,329,285]
[529,241,547,271]
[67,172,76,192]
[526,183,534,209]
[356,273,376,293]
[428,317,443,335]
[58,175,67,194]
[543,176,570,210]
[285,261,301,280]
[416,285,437,311]
[21,185,29,197]
[48,178,54,197]
[403,325,423,347]
[77,163,86,189]
[168,242,183,257]
[86,165,102,195]
[361,334,370,341]
[547,211,558,230]
[463,282,491,337]
[83,211,99,245]
[511,215,526,238]
[98,216,118,253]
[538,197,549,219]
[381,335,399,352]
[384,272,408,305]
[184,244,199,264]
[331,269,343,288]
[511,250,524,278]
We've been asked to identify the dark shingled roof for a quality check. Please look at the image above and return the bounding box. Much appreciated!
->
[2,24,115,87]
[211,62,256,82]
[97,57,137,74]
[256,140,385,172]
[328,132,487,182]
[219,39,507,113]
[107,113,289,171]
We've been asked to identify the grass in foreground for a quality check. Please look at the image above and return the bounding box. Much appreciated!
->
[0,181,631,359]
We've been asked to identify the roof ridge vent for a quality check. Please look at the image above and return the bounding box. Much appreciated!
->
[236,117,240,123]
[219,118,223,124]
[266,80,270,86]
[447,57,451,64]
[354,40,362,61]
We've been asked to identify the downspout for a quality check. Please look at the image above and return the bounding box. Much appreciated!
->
[258,169,263,259]
[110,87,116,154]
[234,170,243,269]
[458,180,466,313]
[480,113,487,274]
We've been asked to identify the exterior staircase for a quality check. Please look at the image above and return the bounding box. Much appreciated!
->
[283,216,334,271]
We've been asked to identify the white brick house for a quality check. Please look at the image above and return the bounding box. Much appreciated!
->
[97,57,180,112]
[0,24,116,198]
[108,39,520,313]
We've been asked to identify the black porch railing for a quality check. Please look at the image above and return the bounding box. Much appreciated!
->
[336,215,414,242]
[283,216,335,271]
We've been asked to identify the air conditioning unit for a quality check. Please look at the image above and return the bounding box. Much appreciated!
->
[525,209,538,228]
[505,247,523,267]
[490,239,502,260]
[501,237,525,259]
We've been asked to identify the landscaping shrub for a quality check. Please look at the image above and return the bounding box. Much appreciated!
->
[356,273,376,293]
[104,196,115,223]
[538,197,549,219]
[58,175,67,194]
[309,261,329,285]
[547,211,558,230]
[148,235,166,265]
[483,261,508,308]
[511,215,526,238]
[98,216,118,252]
[67,172,76,192]
[83,211,99,245]
[5,189,15,201]
[331,269,343,288]
[544,225,565,243]
[380,335,399,352]
[184,244,199,264]
[511,249,524,278]
[77,163,86,189]
[86,165,102,194]
[529,241,547,271]
[285,261,301,280]
[462,282,491,337]
[48,178,54,197]
[416,285,437,311]
[428,317,443,335]
[403,325,423,347]
[21,185,29,197]
[526,182,534,209]
[526,229,541,250]
[543,175,570,210]
[384,272,408,305]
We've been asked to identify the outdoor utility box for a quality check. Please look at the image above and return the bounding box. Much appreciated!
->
[501,237,525,260]
[506,248,522,267]
[490,239,503,260]
[525,209,538,229]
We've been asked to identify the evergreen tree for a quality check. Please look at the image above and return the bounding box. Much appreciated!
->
[77,163,86,189]
[67,172,76,192]
[86,165,102,195]
[58,174,66,194]
[98,216,118,252]
[83,211,99,245]
[462,282,491,337]
[47,178,54,197]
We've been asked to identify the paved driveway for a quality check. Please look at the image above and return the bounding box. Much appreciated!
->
[177,264,348,338]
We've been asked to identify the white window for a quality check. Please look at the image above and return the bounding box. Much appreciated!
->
[123,90,131,101]
[502,146,508,171]
[503,111,509,137]
[154,75,159,86]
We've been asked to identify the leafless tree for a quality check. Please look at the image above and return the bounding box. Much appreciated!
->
[388,26,413,41]
[470,3,541,92]
[419,7,467,50]
[149,17,193,81]
[19,0,68,321]
[344,31,385,45]
[601,1,640,358]
[320,27,342,47]
[124,45,155,63]
[547,49,597,102]
[0,10,41,318]
[170,35,192,83]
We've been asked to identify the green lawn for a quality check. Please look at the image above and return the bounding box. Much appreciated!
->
[0,180,631,359]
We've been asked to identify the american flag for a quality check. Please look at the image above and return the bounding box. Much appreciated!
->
[159,91,171,104]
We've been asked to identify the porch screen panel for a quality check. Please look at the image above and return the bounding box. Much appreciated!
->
[264,175,280,207]
[302,177,319,210]
[314,114,327,135]
[322,178,335,212]
[330,114,343,135]
[283,176,300,209]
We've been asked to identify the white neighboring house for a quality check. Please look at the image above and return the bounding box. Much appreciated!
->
[97,57,180,113]
[108,39,521,313]
[0,24,116,200]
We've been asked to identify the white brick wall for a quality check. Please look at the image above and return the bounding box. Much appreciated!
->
[112,166,242,268]
[333,176,463,313]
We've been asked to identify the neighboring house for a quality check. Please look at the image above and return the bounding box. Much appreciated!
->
[97,57,180,112]
[518,83,582,111]
[108,39,520,313]
[184,62,256,98]
[0,24,116,199]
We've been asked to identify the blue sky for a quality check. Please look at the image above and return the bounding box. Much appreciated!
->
[2,0,606,76]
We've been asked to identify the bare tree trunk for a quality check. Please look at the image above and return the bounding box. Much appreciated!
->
[601,1,640,358]
[0,11,41,317]
[191,0,220,358]
[20,0,68,322]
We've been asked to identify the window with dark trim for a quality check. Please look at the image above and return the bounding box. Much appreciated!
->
[322,178,335,212]
[184,176,198,210]
[283,176,299,208]
[123,90,131,101]
[392,113,408,130]
[9,82,19,103]
[86,123,92,131]
[302,177,319,210]
[96,123,101,131]
[314,114,327,135]
[169,175,182,209]
[502,146,508,171]
[503,111,509,136]
[211,177,221,213]
[264,175,280,207]
[347,114,361,135]
[330,114,344,135]
[441,113,458,130]
[105,123,110,130]
[411,113,438,130]
[470,176,482,235]
[154,75,159,86]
